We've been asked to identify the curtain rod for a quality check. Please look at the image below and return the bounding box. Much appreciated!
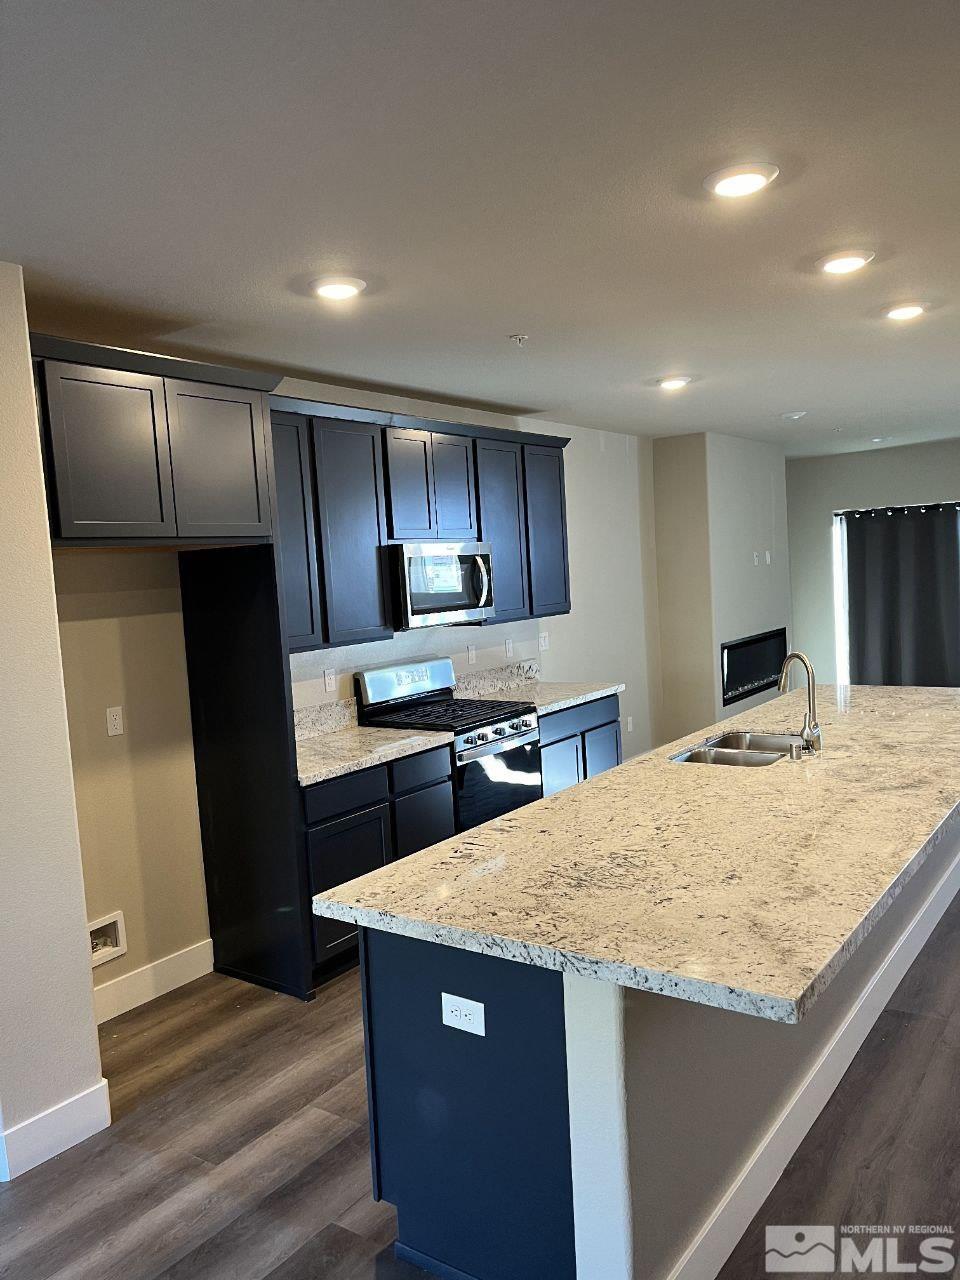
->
[835,502,960,518]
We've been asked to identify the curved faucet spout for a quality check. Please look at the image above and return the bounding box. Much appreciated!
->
[778,651,822,753]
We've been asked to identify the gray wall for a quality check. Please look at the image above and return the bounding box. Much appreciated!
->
[787,439,960,682]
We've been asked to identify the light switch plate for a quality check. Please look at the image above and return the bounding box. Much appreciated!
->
[324,668,337,693]
[441,991,486,1036]
[538,631,549,652]
[505,638,514,658]
[106,706,124,737]
[467,644,477,665]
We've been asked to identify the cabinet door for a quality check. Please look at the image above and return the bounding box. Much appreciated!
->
[43,361,176,538]
[308,802,392,958]
[541,735,583,797]
[165,381,271,537]
[524,444,571,616]
[476,438,530,622]
[271,412,324,649]
[432,432,478,540]
[393,780,456,859]
[314,420,393,645]
[583,721,622,779]
[385,428,436,540]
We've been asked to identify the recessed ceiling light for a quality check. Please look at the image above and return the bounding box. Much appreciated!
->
[817,251,875,275]
[704,163,779,198]
[781,411,808,421]
[885,303,925,321]
[870,436,887,443]
[658,376,692,392]
[313,276,367,300]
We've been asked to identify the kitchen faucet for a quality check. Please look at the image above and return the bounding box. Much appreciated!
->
[778,651,822,754]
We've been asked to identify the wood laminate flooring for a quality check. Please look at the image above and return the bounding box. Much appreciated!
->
[2,898,959,1280]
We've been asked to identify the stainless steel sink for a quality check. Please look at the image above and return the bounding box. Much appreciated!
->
[670,730,805,767]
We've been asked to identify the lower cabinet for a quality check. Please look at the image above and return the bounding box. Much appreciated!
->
[308,803,392,959]
[541,735,583,798]
[540,695,622,799]
[303,746,456,969]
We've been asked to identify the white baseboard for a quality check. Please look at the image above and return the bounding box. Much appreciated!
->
[668,839,960,1280]
[93,937,213,1024]
[0,1077,111,1181]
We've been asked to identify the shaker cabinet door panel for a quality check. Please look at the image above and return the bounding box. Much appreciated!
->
[476,438,530,622]
[165,381,270,537]
[43,362,176,538]
[272,412,324,648]
[541,735,584,798]
[524,445,571,616]
[308,803,392,959]
[432,433,478,540]
[314,420,392,645]
[385,428,436,540]
[583,721,622,779]
[393,779,456,859]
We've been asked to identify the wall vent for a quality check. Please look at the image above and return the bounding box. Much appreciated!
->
[89,911,127,968]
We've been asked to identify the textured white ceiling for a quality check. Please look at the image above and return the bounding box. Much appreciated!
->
[2,0,958,456]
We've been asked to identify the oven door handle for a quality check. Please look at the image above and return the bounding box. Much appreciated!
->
[474,555,491,608]
[456,728,540,764]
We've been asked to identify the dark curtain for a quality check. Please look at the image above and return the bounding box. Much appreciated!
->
[845,505,960,686]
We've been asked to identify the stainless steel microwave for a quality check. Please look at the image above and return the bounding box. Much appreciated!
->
[394,541,494,629]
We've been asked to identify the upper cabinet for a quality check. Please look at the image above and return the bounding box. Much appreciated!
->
[313,419,393,646]
[384,426,478,542]
[43,362,177,538]
[475,437,530,622]
[41,360,271,541]
[271,412,324,650]
[523,444,571,616]
[165,380,270,537]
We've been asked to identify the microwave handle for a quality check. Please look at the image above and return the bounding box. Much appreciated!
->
[475,555,491,607]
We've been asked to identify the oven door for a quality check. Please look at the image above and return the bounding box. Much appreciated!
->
[398,542,494,629]
[455,733,543,831]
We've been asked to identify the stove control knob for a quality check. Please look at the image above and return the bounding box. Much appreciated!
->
[476,731,489,743]
[508,720,521,731]
[493,726,507,737]
[521,717,535,729]
[462,734,477,747]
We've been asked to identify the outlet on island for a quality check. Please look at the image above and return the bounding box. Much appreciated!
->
[441,991,486,1037]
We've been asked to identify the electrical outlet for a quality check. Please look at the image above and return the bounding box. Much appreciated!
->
[753,551,760,567]
[505,638,514,658]
[538,631,549,652]
[324,668,337,693]
[765,549,772,565]
[106,706,124,737]
[441,992,486,1037]
[467,644,477,665]
[627,716,634,733]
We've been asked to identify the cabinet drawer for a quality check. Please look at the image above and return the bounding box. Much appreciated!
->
[393,779,456,859]
[303,766,388,825]
[389,746,453,795]
[538,695,620,746]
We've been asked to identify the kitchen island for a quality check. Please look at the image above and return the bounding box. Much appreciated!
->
[314,686,960,1280]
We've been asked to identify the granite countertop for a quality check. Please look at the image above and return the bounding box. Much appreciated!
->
[297,725,453,786]
[314,685,960,1022]
[460,680,625,715]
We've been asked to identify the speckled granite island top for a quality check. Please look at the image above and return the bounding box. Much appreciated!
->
[313,686,960,1020]
[297,725,452,786]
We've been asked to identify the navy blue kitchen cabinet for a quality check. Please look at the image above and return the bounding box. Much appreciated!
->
[313,418,393,646]
[524,443,571,616]
[541,695,622,797]
[475,437,530,622]
[303,747,456,967]
[42,359,271,540]
[270,412,325,649]
[384,425,478,541]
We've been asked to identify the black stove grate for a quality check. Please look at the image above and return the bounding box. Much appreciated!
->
[364,697,534,731]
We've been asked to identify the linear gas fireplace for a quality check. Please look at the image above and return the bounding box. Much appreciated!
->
[721,627,788,707]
